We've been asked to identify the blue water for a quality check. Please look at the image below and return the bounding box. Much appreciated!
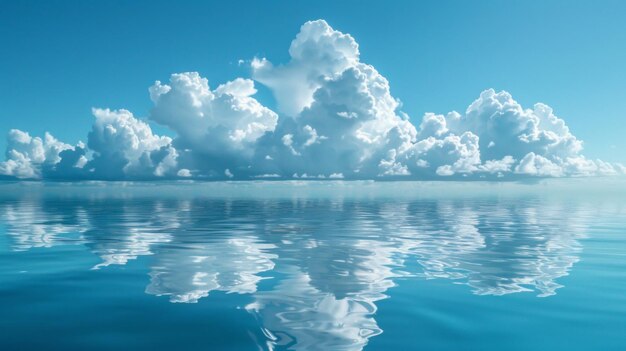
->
[0,181,625,350]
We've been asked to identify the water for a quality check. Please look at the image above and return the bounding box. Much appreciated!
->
[1,181,625,350]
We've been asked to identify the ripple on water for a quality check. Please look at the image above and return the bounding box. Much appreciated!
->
[1,185,625,350]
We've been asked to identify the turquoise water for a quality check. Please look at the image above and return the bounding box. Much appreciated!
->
[0,181,625,350]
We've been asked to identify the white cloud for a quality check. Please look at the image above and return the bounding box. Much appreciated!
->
[479,156,516,174]
[253,41,417,178]
[515,152,563,177]
[224,168,234,178]
[149,72,278,176]
[0,149,38,179]
[177,168,192,178]
[149,73,277,150]
[252,20,359,116]
[387,89,623,178]
[86,108,177,179]
[0,129,79,179]
[254,173,281,179]
[1,19,622,181]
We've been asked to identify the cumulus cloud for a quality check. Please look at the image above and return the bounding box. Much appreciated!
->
[249,20,622,179]
[86,108,178,179]
[0,129,82,179]
[1,19,623,180]
[252,20,360,116]
[398,89,622,178]
[148,72,278,177]
[253,61,417,178]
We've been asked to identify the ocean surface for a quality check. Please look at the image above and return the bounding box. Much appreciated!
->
[0,180,625,350]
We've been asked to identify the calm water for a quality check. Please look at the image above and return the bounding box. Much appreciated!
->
[1,181,625,350]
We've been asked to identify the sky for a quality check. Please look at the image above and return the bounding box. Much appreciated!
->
[1,0,625,180]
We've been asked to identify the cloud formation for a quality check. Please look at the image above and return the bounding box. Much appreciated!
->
[1,20,623,180]
[86,108,178,179]
[149,73,278,177]
[0,129,85,179]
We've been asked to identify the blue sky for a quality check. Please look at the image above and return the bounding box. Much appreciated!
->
[1,1,625,180]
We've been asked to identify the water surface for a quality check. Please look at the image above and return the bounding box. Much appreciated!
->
[1,181,625,350]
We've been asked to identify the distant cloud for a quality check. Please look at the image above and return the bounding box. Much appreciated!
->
[0,129,79,179]
[1,20,623,180]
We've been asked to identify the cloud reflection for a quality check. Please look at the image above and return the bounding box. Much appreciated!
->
[146,235,276,303]
[398,200,588,296]
[0,199,89,251]
[0,194,607,350]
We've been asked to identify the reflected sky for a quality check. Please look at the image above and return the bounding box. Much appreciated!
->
[0,183,624,351]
